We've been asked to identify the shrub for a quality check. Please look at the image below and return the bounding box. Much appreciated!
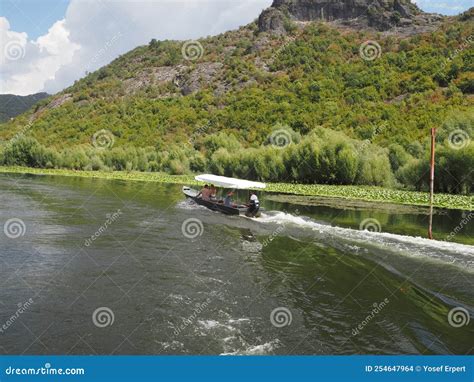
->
[2,137,60,168]
[203,132,242,157]
[357,149,394,187]
[389,144,412,171]
[396,158,428,191]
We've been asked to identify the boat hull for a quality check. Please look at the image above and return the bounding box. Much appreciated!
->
[182,186,261,217]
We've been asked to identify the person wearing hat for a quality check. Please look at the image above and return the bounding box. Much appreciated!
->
[246,191,260,217]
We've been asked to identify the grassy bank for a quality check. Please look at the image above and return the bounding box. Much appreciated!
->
[0,166,472,210]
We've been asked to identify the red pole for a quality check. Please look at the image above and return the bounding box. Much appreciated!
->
[428,128,436,240]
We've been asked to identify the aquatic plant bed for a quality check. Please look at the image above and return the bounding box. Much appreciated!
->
[0,166,472,211]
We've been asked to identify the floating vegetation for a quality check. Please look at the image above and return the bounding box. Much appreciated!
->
[1,166,471,211]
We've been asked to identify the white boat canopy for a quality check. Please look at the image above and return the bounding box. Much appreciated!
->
[195,174,266,190]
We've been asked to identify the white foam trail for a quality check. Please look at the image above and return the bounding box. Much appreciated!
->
[176,200,207,211]
[221,340,281,355]
[258,212,474,268]
[259,211,321,226]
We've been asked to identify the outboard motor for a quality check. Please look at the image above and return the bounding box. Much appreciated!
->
[246,192,260,217]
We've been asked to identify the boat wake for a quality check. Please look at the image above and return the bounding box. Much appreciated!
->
[195,316,281,355]
[256,211,474,271]
[176,199,208,211]
[176,197,473,271]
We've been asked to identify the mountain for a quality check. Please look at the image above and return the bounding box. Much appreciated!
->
[0,1,472,194]
[0,93,49,122]
[258,0,443,34]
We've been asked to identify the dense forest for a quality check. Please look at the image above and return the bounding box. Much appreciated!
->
[0,8,473,194]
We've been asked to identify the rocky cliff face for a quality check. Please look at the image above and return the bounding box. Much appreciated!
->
[258,0,443,34]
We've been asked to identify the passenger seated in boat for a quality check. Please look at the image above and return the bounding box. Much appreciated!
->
[209,184,217,200]
[247,191,260,216]
[197,184,211,200]
[224,191,234,207]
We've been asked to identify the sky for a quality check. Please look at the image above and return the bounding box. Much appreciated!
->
[0,0,472,96]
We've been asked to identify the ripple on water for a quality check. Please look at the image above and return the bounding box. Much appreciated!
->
[221,339,282,355]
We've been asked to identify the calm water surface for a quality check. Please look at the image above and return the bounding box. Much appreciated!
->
[0,173,472,355]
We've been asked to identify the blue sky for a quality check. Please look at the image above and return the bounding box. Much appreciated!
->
[1,0,472,95]
[414,0,473,16]
[1,0,472,40]
[1,0,70,39]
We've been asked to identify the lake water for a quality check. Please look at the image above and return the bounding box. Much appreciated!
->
[0,173,472,355]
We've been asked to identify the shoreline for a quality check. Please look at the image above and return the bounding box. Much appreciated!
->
[0,166,472,211]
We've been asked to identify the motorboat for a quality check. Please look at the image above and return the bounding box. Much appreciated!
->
[182,174,266,217]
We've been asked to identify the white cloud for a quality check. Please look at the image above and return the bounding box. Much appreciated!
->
[1,0,271,95]
[3,0,470,95]
[1,17,79,95]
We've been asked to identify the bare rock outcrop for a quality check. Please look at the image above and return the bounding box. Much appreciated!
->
[258,0,444,34]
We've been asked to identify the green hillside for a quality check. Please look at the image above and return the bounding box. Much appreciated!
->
[0,92,49,122]
[0,7,472,194]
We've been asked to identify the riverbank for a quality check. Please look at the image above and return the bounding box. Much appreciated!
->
[0,166,472,210]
